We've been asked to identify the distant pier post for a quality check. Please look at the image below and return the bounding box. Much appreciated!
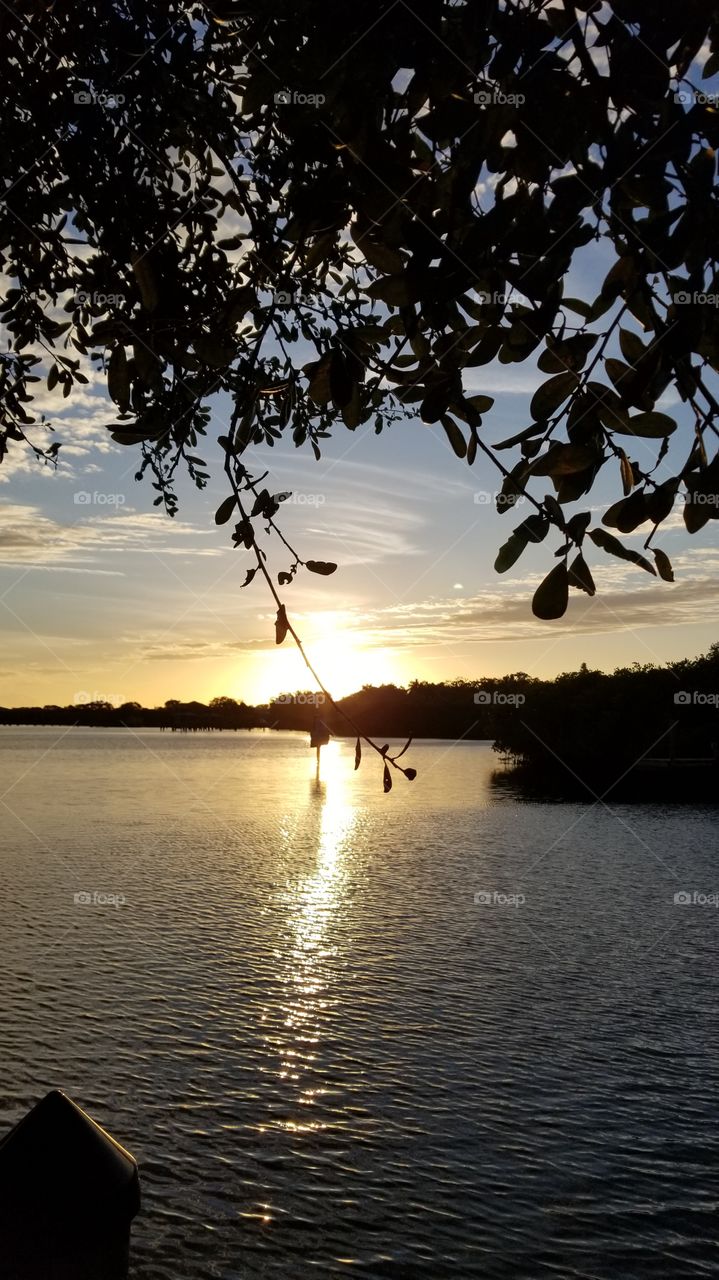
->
[0,1089,140,1280]
[310,715,331,779]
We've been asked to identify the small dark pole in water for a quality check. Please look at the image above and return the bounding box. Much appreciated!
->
[0,1089,140,1280]
[310,716,331,780]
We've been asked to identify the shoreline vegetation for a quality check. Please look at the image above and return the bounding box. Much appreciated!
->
[2,646,717,801]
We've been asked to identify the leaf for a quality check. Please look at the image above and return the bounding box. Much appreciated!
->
[605,357,634,393]
[47,364,59,392]
[241,567,258,588]
[275,605,289,645]
[403,767,417,781]
[131,251,159,311]
[529,442,600,477]
[305,560,337,575]
[383,761,392,793]
[588,528,657,575]
[465,394,495,414]
[495,531,528,574]
[354,737,361,770]
[366,272,422,307]
[493,423,546,451]
[439,415,467,459]
[215,494,238,525]
[305,354,333,405]
[567,554,596,596]
[421,382,452,423]
[614,412,677,438]
[653,549,674,582]
[107,345,130,413]
[532,562,569,620]
[515,513,550,543]
[602,490,649,534]
[619,327,647,365]
[619,449,634,496]
[530,372,576,423]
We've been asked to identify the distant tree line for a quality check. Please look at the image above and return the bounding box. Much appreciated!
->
[2,648,717,781]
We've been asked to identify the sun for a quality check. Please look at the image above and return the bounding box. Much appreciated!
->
[246,614,405,702]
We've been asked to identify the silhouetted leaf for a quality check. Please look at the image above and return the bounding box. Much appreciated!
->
[305,559,337,575]
[383,761,392,792]
[495,531,528,574]
[614,413,677,439]
[532,562,569,620]
[653,549,674,582]
[588,528,657,574]
[354,738,361,770]
[567,554,595,596]
[275,605,289,644]
[602,490,649,534]
[215,494,238,525]
[619,449,634,496]
[440,415,467,458]
[530,372,576,422]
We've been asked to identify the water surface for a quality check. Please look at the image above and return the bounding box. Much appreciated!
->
[1,729,717,1278]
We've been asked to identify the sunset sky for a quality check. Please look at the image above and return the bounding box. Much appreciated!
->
[2,330,718,708]
[2,38,719,709]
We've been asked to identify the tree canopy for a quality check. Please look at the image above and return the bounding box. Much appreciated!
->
[2,1,719,779]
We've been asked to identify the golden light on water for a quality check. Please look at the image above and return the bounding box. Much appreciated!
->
[272,740,357,1133]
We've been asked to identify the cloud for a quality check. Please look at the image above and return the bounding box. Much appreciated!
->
[0,500,222,568]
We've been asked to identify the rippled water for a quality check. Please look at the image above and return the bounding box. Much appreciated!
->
[1,728,718,1279]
